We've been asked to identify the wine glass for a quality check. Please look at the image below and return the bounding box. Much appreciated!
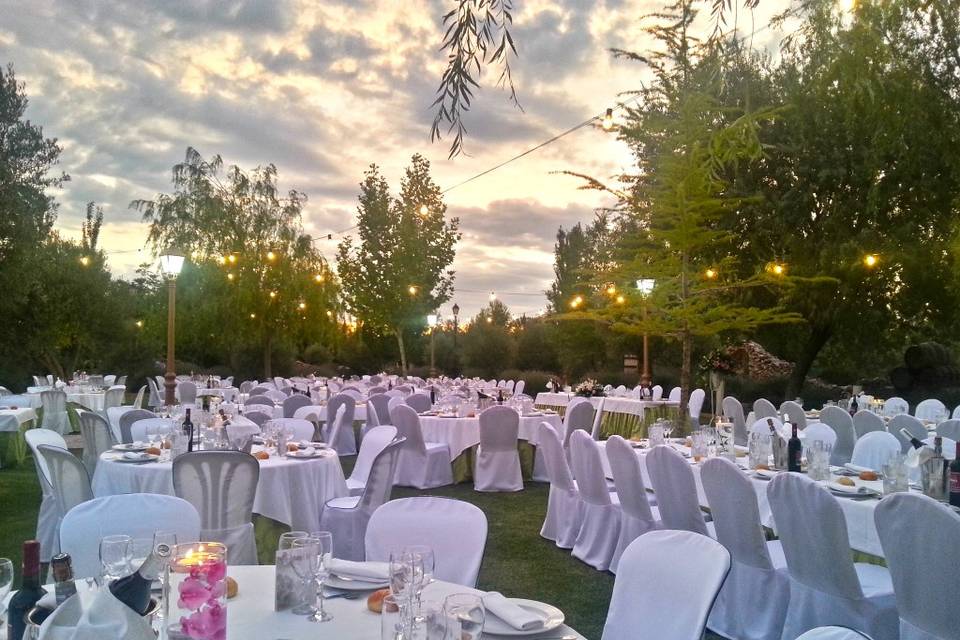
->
[389,550,425,608]
[99,534,132,581]
[404,545,435,589]
[290,538,320,617]
[303,531,334,623]
[0,558,13,628]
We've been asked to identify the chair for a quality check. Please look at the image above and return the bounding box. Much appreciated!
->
[767,473,898,640]
[245,394,274,407]
[118,409,157,444]
[889,414,927,453]
[934,419,960,443]
[324,394,357,455]
[244,410,271,428]
[41,389,70,434]
[538,422,584,549]
[102,386,125,413]
[796,628,876,640]
[754,398,778,420]
[688,388,706,424]
[781,400,808,429]
[178,381,198,405]
[601,530,730,640]
[569,430,621,571]
[131,385,146,409]
[244,404,275,418]
[651,385,663,401]
[78,410,114,475]
[722,396,748,446]
[875,493,959,640]
[702,457,789,640]
[282,394,312,418]
[270,417,316,442]
[264,389,288,404]
[561,398,595,450]
[474,406,522,492]
[666,386,680,402]
[390,404,453,489]
[239,381,256,395]
[513,380,525,396]
[173,451,259,565]
[130,418,177,443]
[60,494,201,579]
[853,410,885,439]
[914,398,947,421]
[346,426,397,496]
[820,406,857,465]
[368,394,392,426]
[804,422,838,449]
[405,393,432,413]
[882,397,909,417]
[320,438,403,560]
[645,445,711,536]
[25,429,67,560]
[365,497,487,587]
[36,445,93,547]
[606,436,661,573]
[146,378,163,409]
[850,432,901,470]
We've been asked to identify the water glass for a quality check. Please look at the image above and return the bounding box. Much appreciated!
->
[409,599,446,640]
[691,430,709,462]
[381,595,404,640]
[648,422,665,447]
[100,534,132,581]
[405,545,435,590]
[807,441,832,481]
[882,454,909,494]
[304,531,334,623]
[748,432,771,469]
[389,551,425,605]
[444,593,484,640]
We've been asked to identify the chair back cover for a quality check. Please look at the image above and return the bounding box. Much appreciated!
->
[795,627,875,640]
[405,393,432,413]
[875,492,960,640]
[688,388,706,421]
[889,414,927,452]
[349,426,397,488]
[933,419,960,443]
[103,387,125,411]
[804,422,838,449]
[37,444,93,520]
[271,417,316,442]
[132,385,146,409]
[60,494,201,579]
[851,431,901,470]
[173,450,260,564]
[41,389,70,434]
[118,409,157,444]
[601,530,730,640]
[914,398,947,421]
[26,428,68,489]
[478,405,520,452]
[327,393,356,426]
[781,400,808,429]
[651,385,663,401]
[538,422,576,492]
[239,381,256,394]
[130,418,177,443]
[561,399,595,449]
[355,437,403,513]
[820,406,857,465]
[244,410,271,427]
[606,436,654,522]
[722,396,747,446]
[853,409,885,439]
[78,410,114,473]
[646,445,709,535]
[282,394,311,418]
[667,387,681,402]
[513,380,525,396]
[365,497,487,587]
[245,394,274,407]
[364,399,380,427]
[766,472,863,599]
[701,457,772,570]
[368,394,392,425]
[177,381,197,405]
[391,404,428,455]
[569,431,612,506]
[146,378,162,408]
[882,397,909,417]
[753,397,778,420]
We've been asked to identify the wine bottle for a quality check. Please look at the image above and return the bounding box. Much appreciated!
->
[7,540,46,640]
[788,423,803,472]
[182,408,194,453]
[899,428,925,451]
[767,418,784,470]
[109,543,171,616]
[849,394,859,416]
[51,553,77,606]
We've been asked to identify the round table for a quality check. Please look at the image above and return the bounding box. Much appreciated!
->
[92,448,348,532]
[418,412,563,460]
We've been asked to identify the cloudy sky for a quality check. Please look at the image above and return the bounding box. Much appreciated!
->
[0,0,792,317]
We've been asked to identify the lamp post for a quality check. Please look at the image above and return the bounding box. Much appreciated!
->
[427,313,439,376]
[452,303,460,348]
[636,278,656,386]
[160,250,185,406]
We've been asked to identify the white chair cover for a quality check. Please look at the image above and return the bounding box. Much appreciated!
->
[243,410,271,427]
[933,419,960,443]
[364,399,380,428]
[225,421,261,446]
[781,400,808,429]
[474,406,522,492]
[646,445,710,536]
[606,436,660,573]
[78,411,113,475]
[346,426,397,496]
[702,457,789,640]
[390,404,453,489]
[804,422,838,449]
[146,378,162,409]
[320,438,403,561]
[172,451,259,565]
[118,409,157,444]
[569,431,620,571]
[601,530,730,640]
[365,497,487,587]
[667,387,681,402]
[722,396,748,446]
[853,410,885,439]
[914,398,946,421]
[513,380,525,396]
[531,398,593,483]
[41,389,70,435]
[59,494,201,579]
[405,393,432,413]
[130,418,177,443]
[270,417,316,442]
[282,394,311,418]
[26,429,67,561]
[688,388,705,423]
[368,394,392,426]
[883,397,909,417]
[264,389,288,403]
[767,473,898,640]
[754,398,778,420]
[102,387,125,413]
[820,406,857,465]
[589,397,606,439]
[177,381,198,405]
[37,444,93,536]
[889,414,927,452]
[245,394,275,407]
[876,492,960,640]
[851,431,901,470]
[324,394,357,455]
[796,628,875,640]
[132,385,146,409]
[538,422,584,549]
[238,381,256,394]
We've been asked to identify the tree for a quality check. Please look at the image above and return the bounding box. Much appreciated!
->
[133,148,340,377]
[461,305,514,377]
[337,154,461,374]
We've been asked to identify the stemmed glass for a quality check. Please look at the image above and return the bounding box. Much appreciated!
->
[99,534,132,582]
[0,558,13,629]
[290,538,319,617]
[302,531,334,623]
[444,593,485,640]
[390,550,425,634]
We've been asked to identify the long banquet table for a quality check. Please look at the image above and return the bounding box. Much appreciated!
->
[0,407,38,465]
[535,393,680,439]
[418,412,563,460]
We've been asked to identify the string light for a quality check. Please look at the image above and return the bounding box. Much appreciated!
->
[227,273,234,281]
[486,316,493,323]
[269,291,277,299]
[227,254,237,264]
[705,268,718,279]
[605,284,617,295]
[616,294,625,304]
[135,320,144,328]
[570,294,584,309]
[298,301,306,310]
[408,285,419,296]
[218,256,227,265]
[314,274,324,283]
[863,254,879,268]
[419,204,429,216]
[79,256,91,267]
[250,313,256,319]
[489,291,496,302]
[266,250,276,261]
[602,108,614,130]
[326,310,333,317]
[768,262,786,276]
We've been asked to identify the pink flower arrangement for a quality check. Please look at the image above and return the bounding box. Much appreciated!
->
[176,559,228,640]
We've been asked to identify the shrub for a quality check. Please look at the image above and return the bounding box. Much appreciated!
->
[303,343,332,365]
[499,369,556,395]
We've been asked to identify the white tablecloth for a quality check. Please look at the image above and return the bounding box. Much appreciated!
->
[224,565,584,639]
[599,442,888,557]
[25,390,106,411]
[535,393,677,417]
[419,413,563,460]
[0,407,37,432]
[92,448,348,531]
[295,404,368,423]
[4,394,42,409]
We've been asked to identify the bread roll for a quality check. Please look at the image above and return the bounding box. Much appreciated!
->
[837,476,855,486]
[145,447,162,456]
[253,451,270,461]
[367,588,390,613]
[858,470,879,481]
[226,576,238,599]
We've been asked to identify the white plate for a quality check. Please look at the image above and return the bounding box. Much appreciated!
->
[482,598,565,637]
[114,453,160,463]
[284,450,327,459]
[752,469,778,480]
[112,443,148,452]
[325,574,389,590]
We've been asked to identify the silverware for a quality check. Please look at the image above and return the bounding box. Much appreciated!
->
[323,591,360,600]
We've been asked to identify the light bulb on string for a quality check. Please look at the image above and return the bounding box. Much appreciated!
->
[489,291,496,302]
[863,254,879,268]
[616,295,625,304]
[601,108,614,131]
[266,250,276,261]
[408,285,418,296]
[704,268,718,280]
[419,204,429,216]
[298,301,306,310]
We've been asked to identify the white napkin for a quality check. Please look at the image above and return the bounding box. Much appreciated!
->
[828,481,869,495]
[326,559,390,582]
[298,446,316,456]
[844,463,875,474]
[482,592,545,631]
[39,589,154,640]
[122,452,148,461]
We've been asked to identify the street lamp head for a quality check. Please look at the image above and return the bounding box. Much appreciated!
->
[636,278,655,296]
[452,303,460,317]
[159,251,185,278]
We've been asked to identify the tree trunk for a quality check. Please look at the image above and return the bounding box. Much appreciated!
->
[785,323,833,399]
[680,328,692,433]
[395,327,408,375]
[263,332,273,379]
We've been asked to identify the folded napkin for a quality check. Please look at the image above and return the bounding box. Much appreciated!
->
[122,452,148,460]
[326,559,390,582]
[844,463,875,474]
[39,589,154,640]
[828,481,870,495]
[482,592,545,631]
[295,446,316,456]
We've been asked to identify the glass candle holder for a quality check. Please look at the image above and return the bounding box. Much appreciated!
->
[167,542,228,640]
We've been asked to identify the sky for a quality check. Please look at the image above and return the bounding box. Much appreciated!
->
[0,0,794,318]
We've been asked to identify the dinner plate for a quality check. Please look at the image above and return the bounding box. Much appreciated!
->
[284,450,328,459]
[752,469,778,480]
[482,598,565,637]
[325,574,389,590]
[112,443,148,452]
[827,482,878,498]
[114,453,160,463]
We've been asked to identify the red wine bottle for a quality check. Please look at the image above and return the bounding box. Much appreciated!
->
[182,408,194,453]
[787,424,803,472]
[899,428,925,450]
[109,543,171,615]
[950,442,960,508]
[7,540,46,640]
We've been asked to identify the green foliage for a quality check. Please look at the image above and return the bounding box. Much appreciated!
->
[498,369,553,395]
[460,322,514,378]
[514,322,560,372]
[546,215,614,313]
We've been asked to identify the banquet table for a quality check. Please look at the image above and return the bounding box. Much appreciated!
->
[599,441,891,557]
[419,412,562,461]
[92,447,348,532]
[23,387,107,411]
[534,393,680,439]
[0,407,38,465]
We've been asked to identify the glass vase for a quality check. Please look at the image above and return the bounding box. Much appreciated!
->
[167,542,228,640]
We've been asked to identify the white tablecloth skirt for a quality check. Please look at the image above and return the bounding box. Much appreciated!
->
[92,450,348,531]
[0,408,38,432]
[419,413,563,460]
[535,393,677,417]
